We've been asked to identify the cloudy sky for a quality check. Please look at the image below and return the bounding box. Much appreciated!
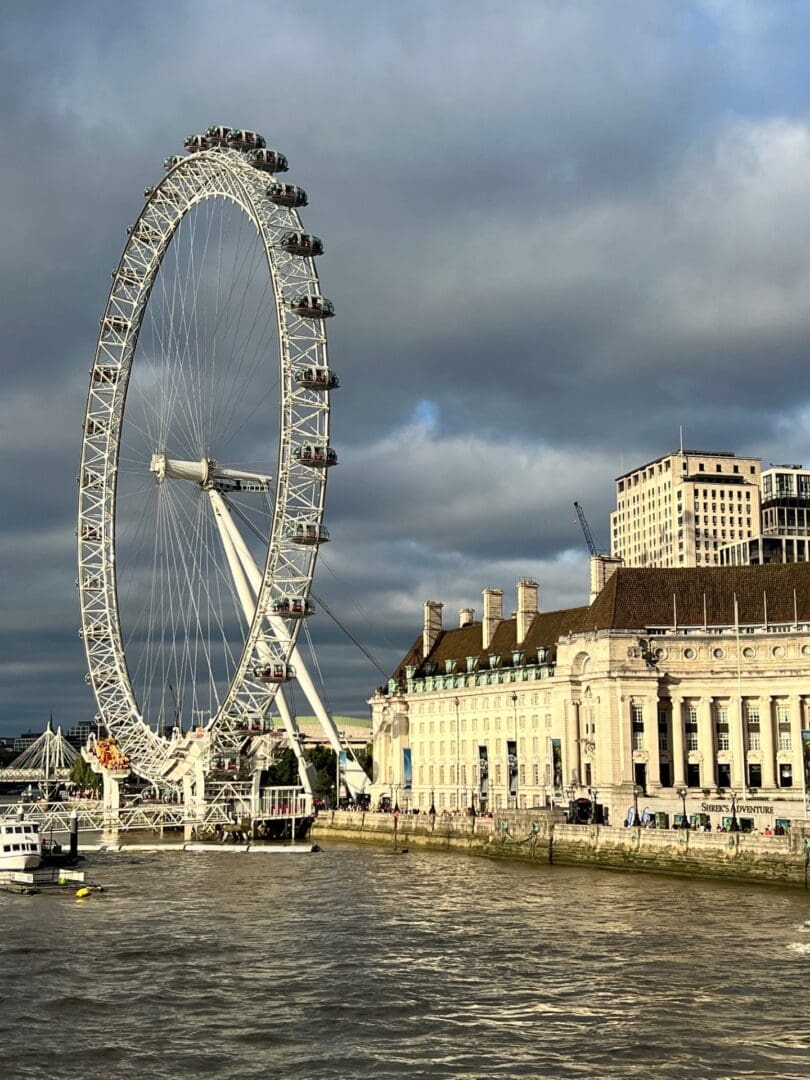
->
[2,0,810,736]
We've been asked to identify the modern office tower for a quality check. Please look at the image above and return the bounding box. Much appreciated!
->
[610,450,761,567]
[721,464,810,565]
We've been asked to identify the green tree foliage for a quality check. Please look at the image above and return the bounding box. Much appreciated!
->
[262,742,373,801]
[262,748,299,787]
[70,756,102,794]
[355,742,373,777]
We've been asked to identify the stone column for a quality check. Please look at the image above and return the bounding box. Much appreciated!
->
[646,697,661,792]
[565,699,580,788]
[101,770,121,845]
[671,697,686,787]
[698,697,715,788]
[627,695,641,788]
[759,696,776,790]
[789,695,804,800]
[728,695,745,790]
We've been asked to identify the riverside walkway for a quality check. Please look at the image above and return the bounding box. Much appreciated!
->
[312,809,810,889]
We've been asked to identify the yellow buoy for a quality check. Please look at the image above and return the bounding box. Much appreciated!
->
[75,887,92,899]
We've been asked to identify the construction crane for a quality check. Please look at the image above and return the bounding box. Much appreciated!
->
[573,501,608,557]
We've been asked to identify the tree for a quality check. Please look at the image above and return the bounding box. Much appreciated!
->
[355,741,373,778]
[262,748,299,786]
[70,756,101,794]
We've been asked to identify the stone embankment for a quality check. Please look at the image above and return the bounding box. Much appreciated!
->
[312,810,810,888]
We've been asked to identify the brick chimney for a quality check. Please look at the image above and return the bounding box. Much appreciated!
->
[516,578,539,645]
[459,607,475,628]
[482,588,503,650]
[423,601,443,658]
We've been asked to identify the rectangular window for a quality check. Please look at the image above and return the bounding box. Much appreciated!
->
[745,701,760,751]
[714,704,729,751]
[777,702,792,750]
[685,703,699,751]
[631,703,644,750]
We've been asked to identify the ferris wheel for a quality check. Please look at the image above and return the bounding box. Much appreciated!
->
[77,126,349,787]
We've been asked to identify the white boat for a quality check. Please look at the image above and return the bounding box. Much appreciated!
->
[0,816,42,871]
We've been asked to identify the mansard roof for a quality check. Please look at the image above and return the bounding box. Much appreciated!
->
[584,563,810,631]
[391,564,810,680]
[393,605,588,680]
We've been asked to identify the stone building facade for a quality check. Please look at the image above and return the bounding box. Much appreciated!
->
[370,564,810,831]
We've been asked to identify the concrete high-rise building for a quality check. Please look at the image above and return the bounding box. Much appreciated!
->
[722,464,810,566]
[610,450,761,568]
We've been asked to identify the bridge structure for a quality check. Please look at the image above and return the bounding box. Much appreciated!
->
[19,783,309,842]
[0,722,77,786]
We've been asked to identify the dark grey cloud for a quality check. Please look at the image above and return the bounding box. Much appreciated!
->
[2,1,810,733]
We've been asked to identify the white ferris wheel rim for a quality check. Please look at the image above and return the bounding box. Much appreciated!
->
[77,146,333,783]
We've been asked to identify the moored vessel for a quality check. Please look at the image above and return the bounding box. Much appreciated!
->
[0,815,42,871]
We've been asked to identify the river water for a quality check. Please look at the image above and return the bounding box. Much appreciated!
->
[0,841,808,1079]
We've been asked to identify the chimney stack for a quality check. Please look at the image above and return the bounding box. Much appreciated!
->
[423,600,443,658]
[482,588,503,650]
[589,554,622,605]
[516,578,539,645]
[459,607,475,628]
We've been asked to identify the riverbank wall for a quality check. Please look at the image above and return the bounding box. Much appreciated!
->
[311,810,810,888]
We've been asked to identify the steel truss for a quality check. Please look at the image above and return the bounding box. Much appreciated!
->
[78,144,334,785]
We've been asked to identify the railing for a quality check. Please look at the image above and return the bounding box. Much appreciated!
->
[256,786,311,819]
[0,768,72,783]
[16,786,311,834]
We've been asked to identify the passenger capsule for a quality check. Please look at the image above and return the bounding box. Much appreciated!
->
[290,522,330,545]
[184,134,210,152]
[226,129,266,151]
[271,597,315,619]
[266,183,308,208]
[294,445,338,469]
[253,662,295,683]
[164,155,185,170]
[290,294,334,319]
[205,124,233,145]
[280,231,323,257]
[246,148,288,173]
[294,366,340,391]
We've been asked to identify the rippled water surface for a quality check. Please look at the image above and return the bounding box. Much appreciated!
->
[0,841,808,1079]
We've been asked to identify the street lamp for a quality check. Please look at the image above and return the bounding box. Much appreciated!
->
[632,783,643,827]
[589,787,599,824]
[511,690,519,810]
[676,785,689,830]
[429,787,436,817]
[729,789,740,832]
